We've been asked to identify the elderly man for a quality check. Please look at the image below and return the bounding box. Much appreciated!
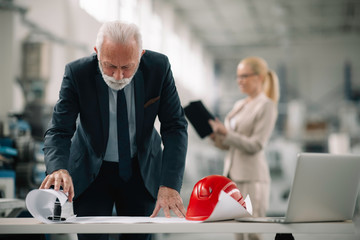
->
[40,21,188,240]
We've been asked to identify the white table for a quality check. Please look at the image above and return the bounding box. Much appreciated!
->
[0,218,357,240]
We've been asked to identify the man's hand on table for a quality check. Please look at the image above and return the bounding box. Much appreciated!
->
[150,186,186,218]
[39,169,75,202]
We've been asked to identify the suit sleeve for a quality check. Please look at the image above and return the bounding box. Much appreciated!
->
[222,101,277,154]
[211,134,230,150]
[43,64,80,174]
[157,57,188,192]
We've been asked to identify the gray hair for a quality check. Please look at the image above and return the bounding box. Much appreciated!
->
[95,21,143,59]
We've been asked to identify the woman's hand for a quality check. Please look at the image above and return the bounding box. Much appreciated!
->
[208,118,227,136]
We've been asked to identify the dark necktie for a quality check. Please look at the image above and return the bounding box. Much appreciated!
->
[117,89,132,181]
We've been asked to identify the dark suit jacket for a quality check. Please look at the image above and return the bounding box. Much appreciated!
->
[43,51,188,199]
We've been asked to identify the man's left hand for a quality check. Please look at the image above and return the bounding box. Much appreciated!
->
[150,186,186,218]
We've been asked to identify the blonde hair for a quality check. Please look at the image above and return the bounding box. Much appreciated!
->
[240,56,280,104]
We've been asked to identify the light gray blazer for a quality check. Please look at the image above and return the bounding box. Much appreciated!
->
[213,93,277,182]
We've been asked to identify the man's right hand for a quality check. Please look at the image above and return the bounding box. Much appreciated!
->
[39,169,75,202]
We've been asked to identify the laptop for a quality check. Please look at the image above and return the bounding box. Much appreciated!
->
[236,152,360,223]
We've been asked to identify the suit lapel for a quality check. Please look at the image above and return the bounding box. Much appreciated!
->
[228,100,246,120]
[95,69,109,153]
[134,68,144,144]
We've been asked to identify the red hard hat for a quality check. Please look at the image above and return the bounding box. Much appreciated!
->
[185,175,246,221]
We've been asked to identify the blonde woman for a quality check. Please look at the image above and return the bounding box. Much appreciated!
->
[209,57,279,240]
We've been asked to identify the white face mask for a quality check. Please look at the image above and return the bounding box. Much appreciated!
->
[98,62,136,91]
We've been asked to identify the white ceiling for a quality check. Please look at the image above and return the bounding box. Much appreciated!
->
[162,0,360,60]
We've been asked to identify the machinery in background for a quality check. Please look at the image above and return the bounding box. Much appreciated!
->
[13,38,52,198]
[0,38,51,200]
[0,137,17,200]
[18,37,52,141]
[0,113,46,200]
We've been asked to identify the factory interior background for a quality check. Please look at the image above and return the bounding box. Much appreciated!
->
[0,0,360,239]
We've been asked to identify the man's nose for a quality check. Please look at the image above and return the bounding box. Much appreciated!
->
[113,68,124,80]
